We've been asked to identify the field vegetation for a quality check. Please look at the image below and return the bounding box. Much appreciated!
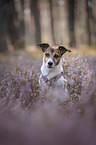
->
[0,48,96,145]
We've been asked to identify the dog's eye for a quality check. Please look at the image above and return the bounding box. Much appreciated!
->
[45,53,50,57]
[54,54,59,58]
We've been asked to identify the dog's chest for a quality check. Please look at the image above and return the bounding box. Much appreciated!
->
[39,72,68,89]
[39,75,63,87]
[39,58,68,89]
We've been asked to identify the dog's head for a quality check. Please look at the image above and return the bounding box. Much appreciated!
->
[39,43,71,68]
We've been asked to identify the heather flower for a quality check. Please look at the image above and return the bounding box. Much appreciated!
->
[0,53,96,145]
[0,54,95,107]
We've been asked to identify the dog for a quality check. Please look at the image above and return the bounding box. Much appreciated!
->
[39,43,71,95]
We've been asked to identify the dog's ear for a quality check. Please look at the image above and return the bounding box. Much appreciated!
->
[38,43,49,52]
[58,46,71,56]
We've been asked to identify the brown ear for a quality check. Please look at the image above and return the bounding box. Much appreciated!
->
[58,46,71,56]
[38,43,49,52]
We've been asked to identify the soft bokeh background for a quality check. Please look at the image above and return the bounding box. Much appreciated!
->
[0,0,96,54]
[0,1,96,145]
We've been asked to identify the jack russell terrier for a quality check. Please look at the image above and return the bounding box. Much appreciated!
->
[39,43,71,94]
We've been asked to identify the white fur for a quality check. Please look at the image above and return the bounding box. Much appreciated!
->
[41,57,63,78]
[39,58,68,91]
[46,58,55,68]
[39,57,69,101]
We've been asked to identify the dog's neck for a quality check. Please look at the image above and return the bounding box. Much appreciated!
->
[41,58,63,79]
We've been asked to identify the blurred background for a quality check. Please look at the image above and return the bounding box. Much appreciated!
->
[0,2,96,144]
[0,0,96,54]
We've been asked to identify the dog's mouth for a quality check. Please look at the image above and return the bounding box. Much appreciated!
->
[47,66,53,68]
[46,60,55,68]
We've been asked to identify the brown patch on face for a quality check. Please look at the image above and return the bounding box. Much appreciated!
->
[44,47,52,63]
[44,56,50,63]
[53,50,61,66]
[44,46,62,66]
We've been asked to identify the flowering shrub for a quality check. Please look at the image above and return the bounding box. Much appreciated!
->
[0,53,96,145]
[0,64,40,109]
[0,55,95,108]
[63,55,95,103]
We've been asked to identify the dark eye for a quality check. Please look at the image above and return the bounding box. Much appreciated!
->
[54,54,59,58]
[45,53,50,57]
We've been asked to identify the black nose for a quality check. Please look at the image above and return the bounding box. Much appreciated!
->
[48,61,53,66]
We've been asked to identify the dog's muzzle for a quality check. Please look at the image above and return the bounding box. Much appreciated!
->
[46,59,54,68]
[48,61,53,68]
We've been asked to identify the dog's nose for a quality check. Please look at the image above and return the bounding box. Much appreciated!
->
[48,61,53,66]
